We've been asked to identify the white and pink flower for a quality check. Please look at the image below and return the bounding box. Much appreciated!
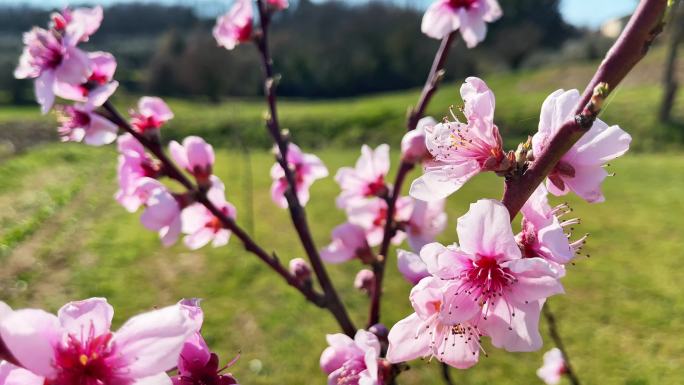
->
[404,198,447,253]
[14,27,91,114]
[54,51,119,109]
[400,117,435,164]
[170,136,216,184]
[321,223,373,264]
[421,0,502,48]
[387,276,482,369]
[115,134,162,212]
[135,178,183,247]
[536,348,567,385]
[0,298,195,385]
[517,185,585,266]
[532,89,632,203]
[50,6,103,43]
[214,0,254,50]
[320,330,384,385]
[181,177,237,250]
[346,197,413,247]
[410,77,506,201]
[422,199,564,352]
[57,104,118,146]
[335,144,390,209]
[270,143,328,208]
[130,97,174,133]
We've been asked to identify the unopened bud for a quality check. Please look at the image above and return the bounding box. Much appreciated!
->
[289,258,312,283]
[401,117,434,164]
[354,269,375,295]
[368,323,389,343]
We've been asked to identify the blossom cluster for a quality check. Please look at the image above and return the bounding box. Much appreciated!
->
[384,76,631,373]
[9,1,641,384]
[0,298,238,385]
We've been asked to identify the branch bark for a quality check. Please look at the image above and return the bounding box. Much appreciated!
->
[368,32,457,328]
[254,0,356,336]
[501,0,668,219]
[543,304,581,385]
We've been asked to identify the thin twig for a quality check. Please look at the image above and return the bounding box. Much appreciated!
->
[253,0,356,337]
[501,0,668,218]
[102,101,326,308]
[441,362,456,385]
[543,304,581,385]
[368,32,457,328]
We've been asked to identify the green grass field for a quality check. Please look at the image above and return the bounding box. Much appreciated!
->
[0,143,682,385]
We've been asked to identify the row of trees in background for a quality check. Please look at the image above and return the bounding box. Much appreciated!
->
[0,0,581,103]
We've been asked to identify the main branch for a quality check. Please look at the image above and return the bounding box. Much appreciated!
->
[253,0,356,336]
[501,0,667,218]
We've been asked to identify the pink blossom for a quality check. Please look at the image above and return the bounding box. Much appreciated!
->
[536,348,566,385]
[335,144,390,208]
[130,97,174,133]
[57,104,118,146]
[173,300,240,385]
[517,185,586,266]
[321,223,373,264]
[136,178,182,247]
[115,134,162,212]
[400,117,435,164]
[320,330,384,385]
[387,276,482,369]
[51,6,103,43]
[181,177,237,250]
[354,269,376,294]
[14,27,91,114]
[270,143,329,208]
[421,0,501,48]
[267,0,289,11]
[213,0,253,50]
[54,51,119,109]
[532,89,632,203]
[405,198,447,252]
[396,249,429,285]
[0,297,195,385]
[410,77,506,201]
[346,197,413,247]
[424,199,564,352]
[170,136,216,184]
[289,258,312,283]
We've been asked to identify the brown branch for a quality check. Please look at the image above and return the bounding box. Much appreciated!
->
[253,0,356,337]
[368,33,457,328]
[501,0,668,219]
[102,101,326,308]
[543,304,581,385]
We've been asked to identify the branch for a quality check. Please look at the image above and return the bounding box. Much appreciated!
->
[102,101,326,308]
[501,0,668,218]
[441,362,456,385]
[543,304,581,385]
[368,32,457,328]
[253,0,356,337]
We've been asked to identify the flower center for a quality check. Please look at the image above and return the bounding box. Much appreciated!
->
[131,114,163,132]
[49,331,128,385]
[448,0,478,10]
[457,255,516,311]
[364,176,386,197]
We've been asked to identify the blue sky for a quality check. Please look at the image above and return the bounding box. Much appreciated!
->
[2,0,639,28]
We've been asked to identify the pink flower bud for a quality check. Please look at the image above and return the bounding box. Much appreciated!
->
[400,117,433,163]
[289,258,312,283]
[354,269,375,294]
[170,136,215,185]
[213,0,253,50]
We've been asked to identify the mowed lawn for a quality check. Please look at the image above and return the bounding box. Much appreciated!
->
[0,143,682,385]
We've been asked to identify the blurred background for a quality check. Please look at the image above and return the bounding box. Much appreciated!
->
[0,1,682,384]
